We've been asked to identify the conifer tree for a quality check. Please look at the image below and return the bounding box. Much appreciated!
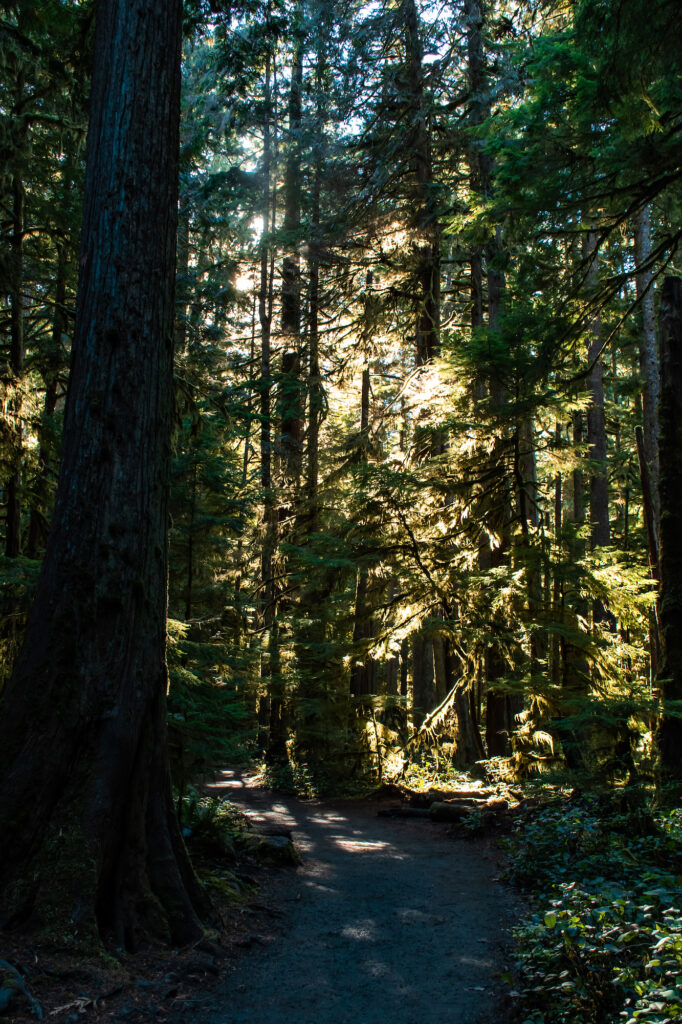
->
[0,0,211,947]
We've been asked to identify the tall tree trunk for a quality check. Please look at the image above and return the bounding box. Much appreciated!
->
[551,457,562,686]
[304,12,328,533]
[484,225,514,756]
[404,0,440,367]
[185,461,197,621]
[174,196,191,355]
[585,230,610,552]
[635,205,660,529]
[464,0,485,349]
[636,424,661,686]
[6,72,25,558]
[291,18,344,778]
[572,408,585,523]
[465,0,512,754]
[453,680,486,765]
[480,533,511,756]
[258,48,285,764]
[350,367,375,700]
[654,276,682,799]
[306,227,322,533]
[0,0,210,948]
[26,243,67,558]
[279,27,305,487]
[459,0,492,758]
[403,0,445,726]
[234,288,258,624]
[517,413,542,706]
[411,633,435,725]
[560,403,590,772]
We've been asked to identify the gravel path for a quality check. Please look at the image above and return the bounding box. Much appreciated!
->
[184,771,518,1024]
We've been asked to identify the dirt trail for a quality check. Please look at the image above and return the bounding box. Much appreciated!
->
[180,771,519,1024]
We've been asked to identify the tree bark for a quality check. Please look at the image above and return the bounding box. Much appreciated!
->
[290,19,340,776]
[463,0,515,755]
[0,0,210,949]
[258,47,285,763]
[654,276,682,798]
[464,0,485,352]
[6,71,26,558]
[279,26,305,486]
[560,394,591,771]
[306,211,322,533]
[174,196,191,355]
[404,0,440,367]
[403,0,444,724]
[27,242,67,559]
[453,678,486,766]
[584,230,610,551]
[411,633,435,725]
[517,413,543,705]
[635,423,661,686]
[635,425,659,583]
[551,459,562,686]
[484,231,513,754]
[635,205,660,530]
[304,13,329,533]
[350,367,375,700]
[572,408,585,523]
[185,461,197,621]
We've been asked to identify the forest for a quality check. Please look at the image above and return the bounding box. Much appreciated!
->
[1,0,681,1022]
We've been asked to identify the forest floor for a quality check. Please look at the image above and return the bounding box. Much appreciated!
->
[2,770,521,1024]
[168,769,520,1024]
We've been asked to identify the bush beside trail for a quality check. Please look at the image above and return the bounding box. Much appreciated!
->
[505,796,682,1024]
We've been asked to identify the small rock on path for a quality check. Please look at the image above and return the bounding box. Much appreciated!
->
[178,771,519,1024]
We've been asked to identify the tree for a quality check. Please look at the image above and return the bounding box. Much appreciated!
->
[655,276,682,800]
[1,3,88,561]
[0,0,210,948]
[1,0,678,804]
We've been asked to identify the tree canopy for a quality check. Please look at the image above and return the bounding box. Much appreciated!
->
[0,0,681,951]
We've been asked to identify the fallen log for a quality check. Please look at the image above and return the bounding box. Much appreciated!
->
[428,801,479,823]
[377,806,431,819]
[409,788,493,807]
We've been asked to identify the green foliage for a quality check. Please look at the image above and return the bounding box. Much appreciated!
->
[258,756,375,799]
[0,0,88,563]
[167,618,256,796]
[0,555,40,693]
[179,787,250,852]
[179,789,262,901]
[507,797,682,1024]
[3,0,680,809]
[402,757,476,792]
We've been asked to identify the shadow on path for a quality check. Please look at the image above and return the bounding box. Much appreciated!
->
[183,770,518,1024]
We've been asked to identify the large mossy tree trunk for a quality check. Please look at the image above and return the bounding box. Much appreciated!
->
[655,275,682,800]
[0,0,211,949]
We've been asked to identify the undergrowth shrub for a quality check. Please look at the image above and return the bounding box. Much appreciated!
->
[258,758,373,799]
[179,788,250,856]
[506,798,682,1024]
